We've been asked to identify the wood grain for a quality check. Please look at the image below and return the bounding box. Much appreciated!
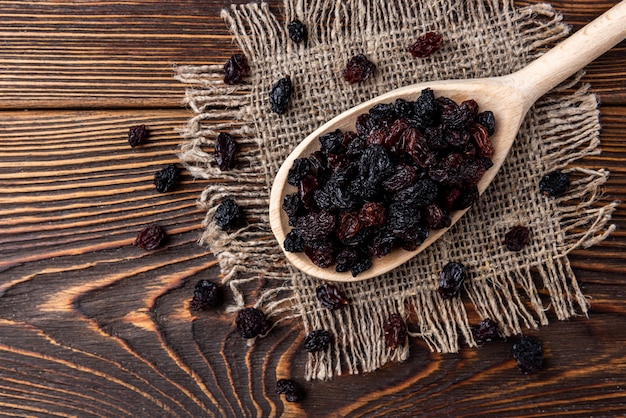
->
[1,1,625,416]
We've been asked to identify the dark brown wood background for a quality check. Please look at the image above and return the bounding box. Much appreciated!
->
[1,1,625,416]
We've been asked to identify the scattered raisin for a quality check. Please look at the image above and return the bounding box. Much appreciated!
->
[504,225,531,251]
[383,314,407,349]
[513,336,543,374]
[236,307,270,339]
[134,223,166,251]
[128,124,149,147]
[539,170,570,197]
[287,20,307,44]
[276,379,303,402]
[408,32,443,58]
[472,318,499,345]
[343,54,376,84]
[270,76,293,114]
[304,329,331,352]
[215,132,237,171]
[316,283,348,310]
[215,198,244,230]
[223,53,250,85]
[190,280,222,310]
[154,163,179,193]
[438,261,466,298]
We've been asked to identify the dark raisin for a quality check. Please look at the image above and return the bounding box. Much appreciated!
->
[215,198,244,230]
[190,280,221,310]
[304,330,331,352]
[453,186,479,210]
[384,314,407,349]
[393,179,438,207]
[396,226,429,251]
[298,174,319,211]
[336,211,363,244]
[359,145,394,186]
[236,307,270,339]
[316,283,348,310]
[472,318,499,345]
[214,132,237,171]
[128,124,149,147]
[459,158,486,187]
[134,223,166,250]
[408,32,443,58]
[414,88,437,126]
[276,379,303,402]
[504,225,531,252]
[154,163,179,193]
[513,336,543,374]
[356,113,375,137]
[343,53,376,84]
[282,193,304,225]
[223,53,250,85]
[303,241,336,268]
[383,164,417,193]
[295,210,335,242]
[335,247,360,273]
[387,203,420,235]
[475,111,496,136]
[404,127,436,168]
[287,158,311,186]
[351,255,372,277]
[424,203,451,229]
[470,123,493,158]
[438,261,466,299]
[314,181,357,212]
[283,230,304,252]
[270,76,293,114]
[539,170,570,197]
[438,97,471,130]
[319,129,344,154]
[359,202,386,228]
[287,20,307,44]
[368,228,396,258]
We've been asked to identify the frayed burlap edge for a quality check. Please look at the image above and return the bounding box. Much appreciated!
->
[175,0,617,379]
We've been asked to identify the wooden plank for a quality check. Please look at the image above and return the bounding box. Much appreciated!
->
[0,99,624,414]
[0,0,623,110]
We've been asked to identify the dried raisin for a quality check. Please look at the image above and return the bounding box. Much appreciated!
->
[287,20,307,44]
[215,199,244,230]
[408,32,443,58]
[154,163,179,193]
[190,280,222,310]
[316,283,348,310]
[134,223,166,251]
[276,379,303,402]
[472,318,499,345]
[128,124,149,147]
[343,54,376,84]
[304,329,331,352]
[504,225,531,252]
[236,307,270,339]
[283,230,304,252]
[383,314,407,349]
[223,53,250,85]
[270,76,293,114]
[539,170,570,197]
[438,261,466,298]
[215,132,237,171]
[512,336,543,374]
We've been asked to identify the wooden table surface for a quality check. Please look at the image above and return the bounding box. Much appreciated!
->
[1,1,625,416]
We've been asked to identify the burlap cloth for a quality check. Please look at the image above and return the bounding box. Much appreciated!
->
[175,0,617,380]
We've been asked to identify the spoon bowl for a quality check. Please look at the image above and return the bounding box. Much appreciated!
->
[269,1,626,282]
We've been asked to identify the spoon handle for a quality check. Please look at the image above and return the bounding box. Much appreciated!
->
[507,0,626,107]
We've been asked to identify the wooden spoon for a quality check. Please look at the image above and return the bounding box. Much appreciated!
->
[269,1,626,282]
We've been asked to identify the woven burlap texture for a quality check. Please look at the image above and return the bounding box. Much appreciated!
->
[175,0,617,380]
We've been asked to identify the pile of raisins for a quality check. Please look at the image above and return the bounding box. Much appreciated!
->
[282,88,495,276]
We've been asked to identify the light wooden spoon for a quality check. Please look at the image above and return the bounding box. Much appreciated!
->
[269,1,626,282]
